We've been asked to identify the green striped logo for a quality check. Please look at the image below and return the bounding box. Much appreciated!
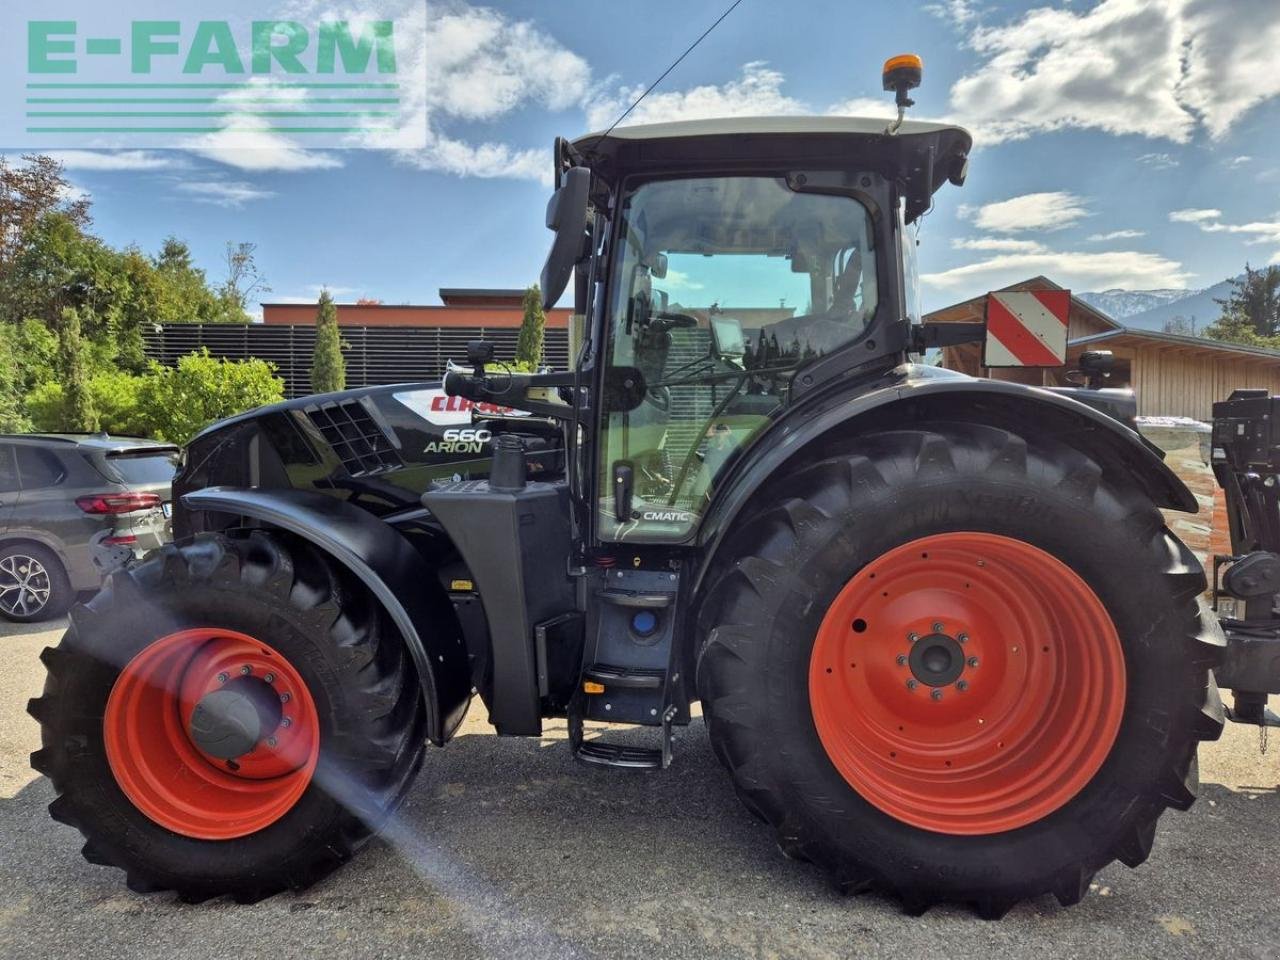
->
[18,14,423,148]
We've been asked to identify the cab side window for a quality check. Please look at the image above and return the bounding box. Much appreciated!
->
[15,447,66,489]
[0,445,18,494]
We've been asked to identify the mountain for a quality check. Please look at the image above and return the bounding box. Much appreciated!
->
[1079,277,1239,333]
[1077,288,1202,321]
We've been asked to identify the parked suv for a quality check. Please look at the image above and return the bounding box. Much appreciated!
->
[0,434,179,622]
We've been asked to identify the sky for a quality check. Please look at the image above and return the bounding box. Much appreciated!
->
[5,0,1280,315]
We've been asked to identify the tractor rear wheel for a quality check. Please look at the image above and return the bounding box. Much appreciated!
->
[697,421,1224,916]
[28,531,426,902]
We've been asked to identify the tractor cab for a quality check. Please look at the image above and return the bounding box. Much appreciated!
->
[447,116,972,548]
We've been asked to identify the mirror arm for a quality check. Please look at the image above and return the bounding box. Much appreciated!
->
[912,321,985,351]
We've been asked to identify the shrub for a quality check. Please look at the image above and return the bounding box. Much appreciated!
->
[137,348,284,444]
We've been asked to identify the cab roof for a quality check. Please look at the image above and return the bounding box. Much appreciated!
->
[571,116,972,222]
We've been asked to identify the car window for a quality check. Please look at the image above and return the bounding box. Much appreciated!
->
[0,445,17,494]
[106,450,179,485]
[15,446,65,489]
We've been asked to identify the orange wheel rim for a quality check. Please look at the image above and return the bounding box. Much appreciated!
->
[104,628,320,840]
[809,532,1125,835]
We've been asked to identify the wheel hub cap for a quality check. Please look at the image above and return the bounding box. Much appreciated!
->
[908,633,965,687]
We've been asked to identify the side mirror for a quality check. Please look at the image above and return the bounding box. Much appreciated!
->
[540,166,591,311]
[649,253,668,279]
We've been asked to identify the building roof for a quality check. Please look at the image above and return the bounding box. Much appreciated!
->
[1071,327,1280,362]
[926,276,1122,332]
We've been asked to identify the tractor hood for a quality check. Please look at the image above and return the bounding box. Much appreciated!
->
[572,116,971,222]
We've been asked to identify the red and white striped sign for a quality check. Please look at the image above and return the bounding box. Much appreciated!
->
[983,289,1070,367]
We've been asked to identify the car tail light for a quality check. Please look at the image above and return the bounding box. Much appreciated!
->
[75,492,162,515]
[102,534,138,546]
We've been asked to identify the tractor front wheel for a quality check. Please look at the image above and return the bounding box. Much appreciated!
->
[28,531,426,902]
[697,421,1223,916]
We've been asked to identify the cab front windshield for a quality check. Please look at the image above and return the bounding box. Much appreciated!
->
[598,175,878,542]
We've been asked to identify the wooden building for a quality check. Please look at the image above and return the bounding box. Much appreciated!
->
[927,277,1280,420]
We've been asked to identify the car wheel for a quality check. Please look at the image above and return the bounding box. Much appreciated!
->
[0,543,73,623]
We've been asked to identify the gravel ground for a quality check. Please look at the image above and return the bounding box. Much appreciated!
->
[2,616,1277,960]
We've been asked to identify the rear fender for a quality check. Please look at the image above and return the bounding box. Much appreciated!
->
[696,364,1195,592]
[182,487,471,745]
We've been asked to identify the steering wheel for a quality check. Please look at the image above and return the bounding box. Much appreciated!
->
[651,311,698,330]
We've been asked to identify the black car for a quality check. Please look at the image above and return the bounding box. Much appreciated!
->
[0,434,179,622]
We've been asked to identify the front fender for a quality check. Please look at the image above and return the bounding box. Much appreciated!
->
[696,363,1195,591]
[182,487,471,745]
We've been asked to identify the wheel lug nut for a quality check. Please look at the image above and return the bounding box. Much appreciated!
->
[967,657,979,668]
[216,672,229,684]
[263,673,275,684]
[957,633,968,644]
[907,632,919,643]
[932,622,944,633]
[931,689,943,701]
[280,692,291,704]
[956,680,968,692]
[281,717,292,728]
[266,737,278,748]
[240,665,252,676]
[905,679,918,691]
[896,654,907,666]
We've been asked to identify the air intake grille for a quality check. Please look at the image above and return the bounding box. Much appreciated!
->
[306,401,402,476]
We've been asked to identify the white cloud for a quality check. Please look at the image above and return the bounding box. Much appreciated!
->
[952,237,1047,253]
[173,180,276,208]
[1169,208,1222,223]
[192,138,345,173]
[395,2,589,182]
[948,0,1280,144]
[1228,155,1253,168]
[1170,208,1280,264]
[924,248,1190,295]
[1137,152,1179,169]
[59,183,91,205]
[960,192,1089,233]
[662,269,704,293]
[40,150,181,172]
[1179,0,1280,139]
[585,62,806,131]
[1088,229,1147,241]
[424,6,589,122]
[925,0,980,27]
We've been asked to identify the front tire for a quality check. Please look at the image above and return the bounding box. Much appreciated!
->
[28,531,426,902]
[697,421,1224,916]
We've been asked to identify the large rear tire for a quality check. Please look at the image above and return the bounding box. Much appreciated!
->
[28,531,426,902]
[696,421,1224,916]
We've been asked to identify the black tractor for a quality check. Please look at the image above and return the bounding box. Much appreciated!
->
[29,58,1232,916]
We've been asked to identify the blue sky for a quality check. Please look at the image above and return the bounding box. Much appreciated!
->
[6,0,1280,314]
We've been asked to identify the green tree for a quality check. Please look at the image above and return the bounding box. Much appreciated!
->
[311,288,346,393]
[0,154,91,273]
[219,241,269,322]
[1205,264,1280,346]
[515,284,545,371]
[58,306,98,432]
[137,348,284,443]
[153,236,235,323]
